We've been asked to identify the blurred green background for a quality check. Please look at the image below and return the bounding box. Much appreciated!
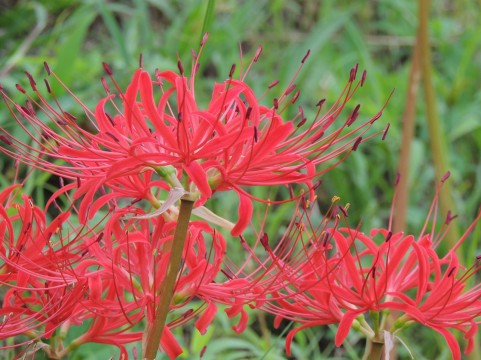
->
[1,0,481,359]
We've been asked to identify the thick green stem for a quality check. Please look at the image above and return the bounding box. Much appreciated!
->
[418,0,460,251]
[143,196,195,360]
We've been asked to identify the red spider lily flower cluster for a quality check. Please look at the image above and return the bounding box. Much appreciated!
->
[0,38,387,236]
[241,179,481,360]
[0,36,399,359]
[0,185,233,359]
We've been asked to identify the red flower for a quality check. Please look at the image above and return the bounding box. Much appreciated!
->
[245,191,481,359]
[69,207,227,359]
[0,186,89,352]
[0,42,387,235]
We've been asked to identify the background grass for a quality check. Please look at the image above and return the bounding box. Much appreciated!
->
[1,0,481,359]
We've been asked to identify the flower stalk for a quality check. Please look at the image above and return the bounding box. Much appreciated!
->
[363,338,384,360]
[143,195,196,360]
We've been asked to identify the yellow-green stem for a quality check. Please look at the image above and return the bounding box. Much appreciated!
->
[418,0,460,251]
[143,196,195,360]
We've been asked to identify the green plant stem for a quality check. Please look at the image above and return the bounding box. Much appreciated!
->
[143,196,195,360]
[418,0,460,251]
[393,28,422,234]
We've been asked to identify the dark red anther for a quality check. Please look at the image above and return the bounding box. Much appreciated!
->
[268,80,279,89]
[313,180,322,191]
[301,196,308,210]
[476,254,481,261]
[102,62,113,75]
[44,61,51,75]
[105,112,115,126]
[177,111,182,122]
[177,59,184,75]
[385,231,392,242]
[0,135,12,146]
[182,309,194,319]
[24,72,37,91]
[229,64,236,78]
[352,136,362,151]
[350,64,359,82]
[291,89,300,103]
[273,98,279,110]
[20,106,32,117]
[253,46,263,62]
[322,232,330,247]
[382,123,390,140]
[15,84,26,94]
[200,32,209,46]
[361,70,367,86]
[260,233,269,248]
[301,49,311,64]
[253,126,258,142]
[441,171,451,183]
[348,104,361,126]
[44,79,52,93]
[200,346,207,358]
[297,107,306,126]
[447,267,456,277]
[139,53,143,68]
[316,98,326,109]
[285,83,296,95]
[445,210,458,225]
[297,117,307,128]
[245,107,252,120]
[26,99,35,116]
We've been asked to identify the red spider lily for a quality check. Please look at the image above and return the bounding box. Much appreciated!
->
[64,207,228,359]
[0,38,388,235]
[0,186,90,351]
[237,187,481,359]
